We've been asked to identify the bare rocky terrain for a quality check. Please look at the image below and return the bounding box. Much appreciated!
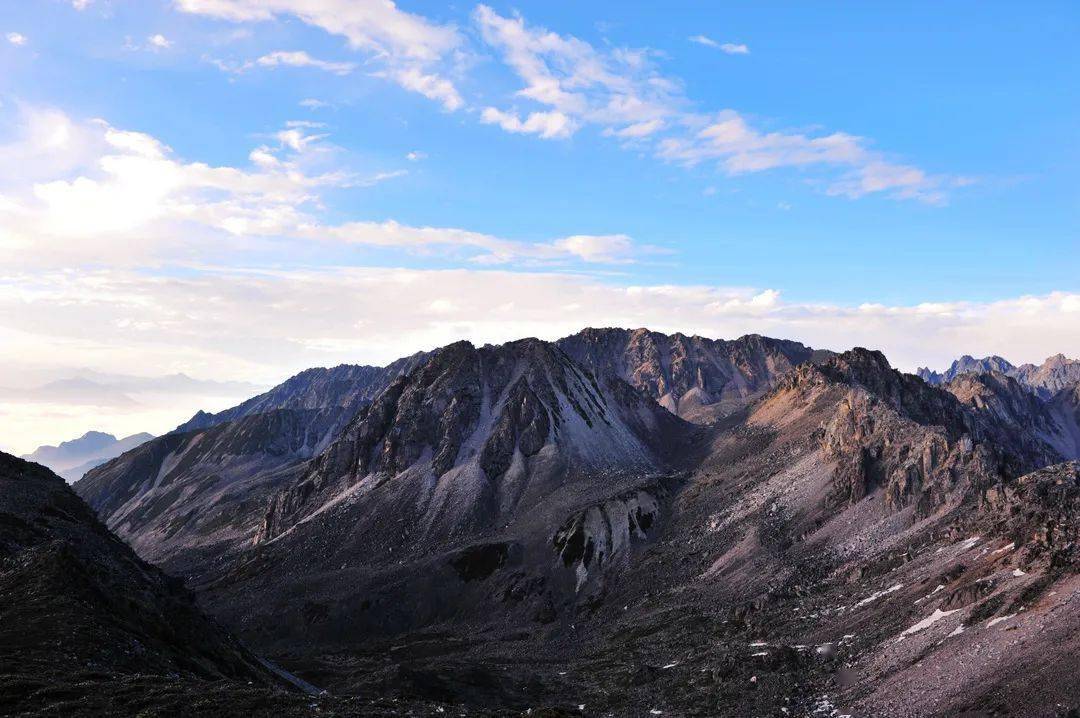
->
[11,328,1080,716]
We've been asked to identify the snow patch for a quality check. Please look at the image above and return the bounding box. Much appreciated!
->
[987,613,1017,628]
[854,583,903,608]
[898,608,959,641]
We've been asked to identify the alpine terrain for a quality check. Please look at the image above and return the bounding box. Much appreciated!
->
[20,328,1071,717]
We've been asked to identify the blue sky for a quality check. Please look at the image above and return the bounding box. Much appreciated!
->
[0,0,1078,452]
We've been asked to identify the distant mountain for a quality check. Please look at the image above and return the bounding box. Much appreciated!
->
[916,354,1016,384]
[919,352,1080,399]
[21,430,154,482]
[1014,353,1080,398]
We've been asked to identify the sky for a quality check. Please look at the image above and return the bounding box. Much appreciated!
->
[0,0,1077,454]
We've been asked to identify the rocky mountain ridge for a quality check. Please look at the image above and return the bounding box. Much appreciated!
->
[58,329,1080,716]
[557,327,829,422]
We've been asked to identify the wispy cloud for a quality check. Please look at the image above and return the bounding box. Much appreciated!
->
[689,35,748,54]
[176,2,956,204]
[255,50,354,75]
[472,7,946,202]
[6,32,27,46]
[658,110,952,203]
[480,107,575,139]
[177,0,463,109]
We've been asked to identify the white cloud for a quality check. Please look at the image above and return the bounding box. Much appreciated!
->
[0,106,653,269]
[148,33,173,50]
[71,0,92,9]
[0,106,356,266]
[658,110,949,203]
[474,5,680,138]
[480,107,575,139]
[255,50,355,75]
[180,2,953,203]
[378,66,463,111]
[305,220,647,265]
[7,32,27,46]
[472,7,944,203]
[406,150,426,161]
[178,0,462,108]
[299,98,330,110]
[2,264,1077,453]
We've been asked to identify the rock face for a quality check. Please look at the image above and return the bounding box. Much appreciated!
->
[557,328,826,422]
[0,451,287,711]
[254,338,686,544]
[21,430,154,482]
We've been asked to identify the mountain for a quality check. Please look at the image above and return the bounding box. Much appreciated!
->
[174,357,426,434]
[0,451,293,714]
[1014,353,1080,398]
[916,354,1016,385]
[75,356,426,571]
[920,352,1080,400]
[67,331,1080,716]
[556,328,828,422]
[21,430,154,482]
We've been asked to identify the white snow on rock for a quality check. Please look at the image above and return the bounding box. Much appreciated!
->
[958,536,981,551]
[1012,568,1027,577]
[898,608,959,641]
[854,583,903,608]
[987,613,1017,628]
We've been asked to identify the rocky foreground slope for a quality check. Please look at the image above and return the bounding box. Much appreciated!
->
[0,451,292,714]
[62,330,1080,717]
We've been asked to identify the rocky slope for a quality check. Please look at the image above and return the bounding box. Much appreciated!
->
[74,357,423,572]
[557,328,827,422]
[255,338,687,544]
[0,451,293,713]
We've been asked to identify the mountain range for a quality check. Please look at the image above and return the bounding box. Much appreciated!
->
[918,352,1080,399]
[9,327,1080,716]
